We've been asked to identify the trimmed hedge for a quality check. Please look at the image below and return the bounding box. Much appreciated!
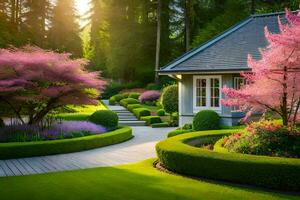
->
[140,116,162,126]
[151,122,169,128]
[193,110,220,131]
[120,98,140,107]
[133,108,151,119]
[0,126,133,159]
[89,110,119,130]
[127,104,142,112]
[128,92,140,99]
[109,96,116,105]
[167,129,194,138]
[161,85,178,114]
[156,109,166,116]
[113,94,125,102]
[156,130,300,191]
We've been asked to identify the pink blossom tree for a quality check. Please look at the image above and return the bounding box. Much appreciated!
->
[0,46,106,124]
[222,10,300,126]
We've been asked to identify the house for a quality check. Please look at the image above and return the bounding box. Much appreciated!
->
[159,11,288,126]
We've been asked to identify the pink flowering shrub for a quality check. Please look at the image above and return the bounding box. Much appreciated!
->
[223,120,300,158]
[139,90,161,103]
[0,46,106,124]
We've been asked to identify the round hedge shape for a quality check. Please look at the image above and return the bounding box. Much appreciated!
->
[127,104,142,112]
[89,110,118,130]
[161,85,178,114]
[156,109,166,116]
[193,110,220,131]
[128,92,140,99]
[109,97,116,105]
[156,130,300,191]
[120,98,140,107]
[113,94,125,102]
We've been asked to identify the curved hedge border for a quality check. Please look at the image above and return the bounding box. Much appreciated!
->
[0,126,133,159]
[156,130,300,191]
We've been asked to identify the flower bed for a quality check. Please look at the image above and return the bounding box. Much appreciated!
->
[0,126,133,159]
[156,129,300,191]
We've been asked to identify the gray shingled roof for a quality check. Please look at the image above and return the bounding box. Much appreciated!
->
[159,12,288,74]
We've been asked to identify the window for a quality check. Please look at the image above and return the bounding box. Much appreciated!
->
[233,77,245,90]
[194,76,221,112]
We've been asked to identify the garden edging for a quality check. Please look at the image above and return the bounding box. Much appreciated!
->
[0,126,133,159]
[156,130,300,191]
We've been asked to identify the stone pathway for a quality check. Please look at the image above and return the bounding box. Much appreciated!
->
[0,126,175,177]
[103,100,146,126]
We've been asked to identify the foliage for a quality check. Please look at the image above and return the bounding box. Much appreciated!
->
[0,46,105,124]
[120,98,140,107]
[167,129,194,138]
[139,90,161,103]
[169,112,179,127]
[223,120,300,158]
[0,121,107,143]
[109,96,116,105]
[101,81,142,99]
[193,110,220,131]
[0,126,132,159]
[89,110,118,130]
[161,85,178,114]
[156,109,166,116]
[151,122,170,128]
[128,92,140,99]
[222,10,300,126]
[113,94,126,102]
[127,104,142,112]
[145,83,162,90]
[132,108,151,119]
[140,116,162,126]
[156,130,300,191]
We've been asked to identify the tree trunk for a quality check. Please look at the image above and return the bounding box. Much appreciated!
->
[185,0,191,52]
[282,66,288,126]
[154,0,162,84]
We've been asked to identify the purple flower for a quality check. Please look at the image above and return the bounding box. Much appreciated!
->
[139,90,161,103]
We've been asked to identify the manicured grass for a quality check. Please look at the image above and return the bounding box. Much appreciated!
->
[54,103,107,121]
[0,159,298,200]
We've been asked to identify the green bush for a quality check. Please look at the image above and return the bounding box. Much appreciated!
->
[161,85,178,114]
[120,98,140,107]
[141,116,162,126]
[127,104,142,112]
[113,94,125,102]
[128,92,140,99]
[109,96,116,105]
[156,109,166,116]
[0,126,132,159]
[89,110,119,130]
[156,130,300,191]
[193,110,220,131]
[151,122,170,128]
[133,108,151,119]
[169,112,179,127]
[167,129,194,138]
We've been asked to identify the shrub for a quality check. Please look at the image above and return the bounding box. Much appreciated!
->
[157,109,166,116]
[127,104,142,112]
[141,116,162,126]
[109,97,116,105]
[182,123,193,130]
[139,90,161,103]
[169,112,179,127]
[145,83,162,90]
[133,108,151,119]
[0,118,5,127]
[113,94,125,102]
[161,85,178,114]
[193,110,220,131]
[151,122,170,128]
[89,110,119,130]
[120,98,140,107]
[167,129,193,138]
[128,92,140,99]
[156,130,300,191]
[122,93,130,98]
[223,120,300,158]
[0,126,132,159]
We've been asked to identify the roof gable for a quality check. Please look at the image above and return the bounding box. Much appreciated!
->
[159,11,288,74]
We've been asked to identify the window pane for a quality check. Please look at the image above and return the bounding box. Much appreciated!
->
[214,88,219,97]
[202,97,206,106]
[215,98,219,107]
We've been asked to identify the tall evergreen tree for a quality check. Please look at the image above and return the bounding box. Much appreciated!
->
[49,0,81,56]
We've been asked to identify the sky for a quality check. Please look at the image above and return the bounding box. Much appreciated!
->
[75,0,91,27]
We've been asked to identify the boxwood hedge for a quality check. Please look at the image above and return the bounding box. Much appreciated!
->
[140,116,162,126]
[120,98,140,107]
[132,108,151,119]
[156,130,300,191]
[0,126,133,159]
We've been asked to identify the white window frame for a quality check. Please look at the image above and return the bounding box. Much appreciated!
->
[193,75,222,113]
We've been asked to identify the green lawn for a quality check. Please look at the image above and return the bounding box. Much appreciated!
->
[53,102,107,121]
[0,159,298,200]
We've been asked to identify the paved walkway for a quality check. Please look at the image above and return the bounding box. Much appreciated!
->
[0,126,175,177]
